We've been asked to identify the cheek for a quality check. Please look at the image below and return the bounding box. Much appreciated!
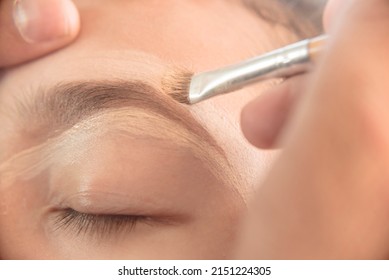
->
[0,177,56,259]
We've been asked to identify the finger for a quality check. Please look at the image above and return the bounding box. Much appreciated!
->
[240,76,308,149]
[0,0,80,67]
[286,0,389,255]
[306,0,389,139]
[239,0,389,259]
[322,0,348,32]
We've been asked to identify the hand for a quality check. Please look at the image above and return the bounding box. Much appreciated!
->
[241,0,348,149]
[0,0,80,68]
[239,0,389,259]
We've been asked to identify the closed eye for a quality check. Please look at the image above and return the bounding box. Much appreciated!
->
[53,208,148,238]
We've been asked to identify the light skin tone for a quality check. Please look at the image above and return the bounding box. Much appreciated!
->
[240,0,389,258]
[0,0,80,67]
[4,0,388,259]
[0,0,302,259]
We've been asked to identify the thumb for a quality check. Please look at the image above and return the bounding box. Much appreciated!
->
[0,0,80,68]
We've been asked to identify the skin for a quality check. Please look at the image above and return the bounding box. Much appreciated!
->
[6,0,387,260]
[0,0,300,259]
[239,0,389,258]
[0,0,80,67]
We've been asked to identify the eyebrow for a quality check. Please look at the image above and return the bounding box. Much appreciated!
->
[0,79,244,189]
[17,81,223,154]
[0,77,254,209]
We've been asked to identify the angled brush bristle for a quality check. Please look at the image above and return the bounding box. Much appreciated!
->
[161,69,193,104]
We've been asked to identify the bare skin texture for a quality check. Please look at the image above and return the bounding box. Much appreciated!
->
[0,0,308,259]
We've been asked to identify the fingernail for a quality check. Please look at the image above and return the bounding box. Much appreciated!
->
[13,0,79,44]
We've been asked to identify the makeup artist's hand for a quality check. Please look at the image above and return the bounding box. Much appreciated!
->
[239,0,389,258]
[240,0,347,148]
[0,0,80,68]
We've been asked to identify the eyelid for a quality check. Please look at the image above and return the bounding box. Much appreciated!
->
[53,208,149,238]
[47,183,191,240]
[55,190,180,217]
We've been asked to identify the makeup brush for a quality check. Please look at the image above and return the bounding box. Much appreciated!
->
[164,35,327,105]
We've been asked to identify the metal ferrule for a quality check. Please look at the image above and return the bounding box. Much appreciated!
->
[189,39,311,104]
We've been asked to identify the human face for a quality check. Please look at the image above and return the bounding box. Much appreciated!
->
[0,0,299,259]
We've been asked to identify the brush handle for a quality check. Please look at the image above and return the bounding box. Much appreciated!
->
[189,35,328,104]
[275,34,327,78]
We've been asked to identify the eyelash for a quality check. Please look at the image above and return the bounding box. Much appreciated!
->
[54,208,146,238]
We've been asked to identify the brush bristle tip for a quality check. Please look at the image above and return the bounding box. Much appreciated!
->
[162,69,193,104]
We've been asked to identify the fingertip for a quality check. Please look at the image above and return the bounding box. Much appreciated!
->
[0,0,80,67]
[241,77,305,150]
[323,0,335,32]
[241,101,272,149]
[241,93,279,150]
[241,98,266,148]
[13,0,80,44]
[61,0,81,40]
[323,0,351,32]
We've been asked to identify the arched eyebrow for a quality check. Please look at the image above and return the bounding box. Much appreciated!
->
[17,80,223,154]
[0,80,244,196]
[27,81,185,127]
[0,79,243,191]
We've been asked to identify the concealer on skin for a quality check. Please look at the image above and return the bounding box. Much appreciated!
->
[0,107,241,195]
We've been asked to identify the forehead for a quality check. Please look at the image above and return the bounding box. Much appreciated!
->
[0,0,289,136]
[0,0,293,87]
[0,0,295,182]
[0,0,296,119]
